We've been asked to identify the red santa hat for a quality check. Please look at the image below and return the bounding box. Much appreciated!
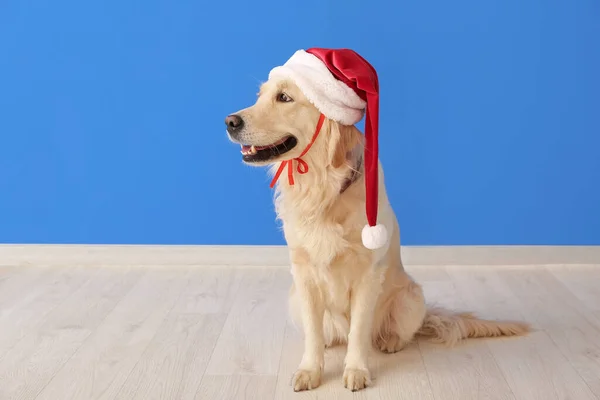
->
[269,48,387,250]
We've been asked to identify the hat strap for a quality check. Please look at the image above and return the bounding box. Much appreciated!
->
[269,114,326,188]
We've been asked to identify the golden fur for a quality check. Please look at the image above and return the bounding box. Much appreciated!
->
[228,78,530,392]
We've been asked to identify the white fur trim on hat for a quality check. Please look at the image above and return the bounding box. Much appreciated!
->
[361,224,388,250]
[269,50,366,125]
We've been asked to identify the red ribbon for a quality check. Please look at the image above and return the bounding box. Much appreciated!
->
[269,114,326,188]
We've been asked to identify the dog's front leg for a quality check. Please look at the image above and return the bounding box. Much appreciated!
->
[343,268,382,391]
[291,264,325,391]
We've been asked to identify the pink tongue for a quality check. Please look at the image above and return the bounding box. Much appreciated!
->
[241,145,251,151]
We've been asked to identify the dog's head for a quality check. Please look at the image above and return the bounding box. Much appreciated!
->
[225,78,360,170]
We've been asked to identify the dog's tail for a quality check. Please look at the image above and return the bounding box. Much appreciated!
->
[417,307,530,346]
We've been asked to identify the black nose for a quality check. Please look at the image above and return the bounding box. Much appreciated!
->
[225,114,244,133]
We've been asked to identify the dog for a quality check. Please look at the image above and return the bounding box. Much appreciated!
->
[225,75,529,392]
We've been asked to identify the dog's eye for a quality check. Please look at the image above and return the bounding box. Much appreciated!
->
[276,92,293,103]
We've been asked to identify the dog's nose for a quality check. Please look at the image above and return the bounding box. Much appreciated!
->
[225,114,244,132]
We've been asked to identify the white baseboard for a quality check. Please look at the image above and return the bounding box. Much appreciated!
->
[0,244,599,266]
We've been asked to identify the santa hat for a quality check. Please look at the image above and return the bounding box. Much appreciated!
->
[269,48,388,250]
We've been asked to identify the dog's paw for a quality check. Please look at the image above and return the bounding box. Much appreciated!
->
[343,368,371,391]
[292,368,321,392]
[376,333,408,354]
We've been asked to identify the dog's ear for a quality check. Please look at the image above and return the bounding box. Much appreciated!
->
[327,120,361,168]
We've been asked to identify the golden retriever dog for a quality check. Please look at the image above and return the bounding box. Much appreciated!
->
[226,71,529,392]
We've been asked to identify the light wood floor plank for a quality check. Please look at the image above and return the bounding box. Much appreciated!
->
[0,264,597,399]
[546,326,600,398]
[0,266,93,359]
[367,343,435,400]
[445,265,527,321]
[419,279,516,400]
[0,266,92,358]
[548,264,600,321]
[113,313,227,400]
[0,265,52,308]
[449,266,600,399]
[0,266,140,400]
[488,267,599,399]
[203,268,290,376]
[546,265,600,398]
[171,266,244,314]
[35,267,190,400]
[0,265,20,290]
[491,331,597,400]
[498,267,599,330]
[489,266,600,399]
[195,375,277,400]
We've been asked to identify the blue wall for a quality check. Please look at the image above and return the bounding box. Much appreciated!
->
[1,0,599,245]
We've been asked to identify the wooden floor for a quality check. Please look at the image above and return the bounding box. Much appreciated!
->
[0,264,599,400]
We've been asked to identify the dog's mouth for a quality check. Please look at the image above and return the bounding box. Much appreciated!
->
[240,136,298,163]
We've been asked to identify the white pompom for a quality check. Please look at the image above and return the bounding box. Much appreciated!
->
[361,224,388,250]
